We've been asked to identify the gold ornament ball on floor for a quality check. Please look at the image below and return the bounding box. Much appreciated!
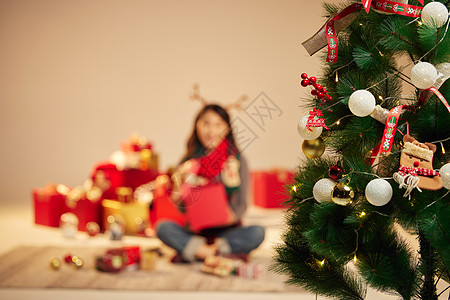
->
[331,182,354,206]
[50,257,61,270]
[302,137,325,159]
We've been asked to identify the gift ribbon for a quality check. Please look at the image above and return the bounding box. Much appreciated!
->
[361,0,373,13]
[380,105,405,156]
[302,3,363,60]
[372,1,423,17]
[419,87,450,114]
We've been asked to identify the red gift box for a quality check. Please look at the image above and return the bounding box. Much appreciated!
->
[67,195,103,232]
[149,187,186,228]
[251,169,295,208]
[123,168,159,191]
[106,246,141,271]
[33,184,69,228]
[91,162,125,200]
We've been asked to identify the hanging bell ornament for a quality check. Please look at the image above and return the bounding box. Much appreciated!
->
[302,137,325,159]
[328,166,343,181]
[331,182,354,206]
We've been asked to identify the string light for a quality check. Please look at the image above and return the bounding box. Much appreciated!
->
[335,72,339,83]
[353,253,357,262]
[378,95,383,101]
[336,120,341,125]
[440,142,446,154]
[417,21,423,26]
[359,211,366,218]
[292,185,297,192]
[378,50,384,57]
[318,259,325,267]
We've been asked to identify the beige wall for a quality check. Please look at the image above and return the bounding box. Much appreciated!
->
[0,0,338,202]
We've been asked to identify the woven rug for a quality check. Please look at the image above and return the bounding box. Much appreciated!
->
[0,245,302,292]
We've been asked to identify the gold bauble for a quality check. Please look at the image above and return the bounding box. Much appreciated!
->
[50,257,61,270]
[331,182,354,206]
[302,137,325,159]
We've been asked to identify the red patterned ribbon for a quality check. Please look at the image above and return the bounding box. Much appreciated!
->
[419,87,450,114]
[326,3,363,63]
[372,1,423,17]
[398,165,440,177]
[418,0,424,5]
[380,105,404,156]
[361,0,373,13]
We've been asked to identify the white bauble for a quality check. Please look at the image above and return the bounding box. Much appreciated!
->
[440,163,450,190]
[297,115,323,140]
[421,2,449,28]
[348,90,376,117]
[365,178,393,206]
[313,178,336,203]
[411,62,438,89]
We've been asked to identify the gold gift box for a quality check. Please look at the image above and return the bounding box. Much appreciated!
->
[102,187,149,235]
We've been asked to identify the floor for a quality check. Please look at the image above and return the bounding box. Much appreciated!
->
[0,201,447,300]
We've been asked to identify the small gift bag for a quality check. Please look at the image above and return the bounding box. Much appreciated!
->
[102,187,150,235]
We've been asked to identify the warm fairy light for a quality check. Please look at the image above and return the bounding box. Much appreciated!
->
[353,254,357,262]
[378,50,384,57]
[359,23,363,26]
[359,211,366,218]
[336,120,341,125]
[378,95,383,101]
[318,259,325,267]
[335,72,339,83]
[417,21,423,26]
[292,185,297,192]
[441,142,446,154]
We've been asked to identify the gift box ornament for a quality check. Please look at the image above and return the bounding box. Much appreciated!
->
[102,187,150,235]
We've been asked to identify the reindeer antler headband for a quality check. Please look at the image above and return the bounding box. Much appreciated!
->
[189,84,248,111]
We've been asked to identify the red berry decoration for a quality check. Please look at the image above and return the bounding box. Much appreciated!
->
[64,254,73,264]
[299,73,333,102]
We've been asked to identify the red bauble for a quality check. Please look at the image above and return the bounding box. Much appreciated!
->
[301,79,310,87]
[301,73,308,79]
[329,166,343,181]
[309,77,317,83]
[64,254,73,264]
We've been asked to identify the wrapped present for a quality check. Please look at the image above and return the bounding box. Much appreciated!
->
[236,262,264,279]
[91,162,125,200]
[251,169,295,208]
[201,255,240,277]
[106,246,141,271]
[140,247,162,271]
[33,183,70,227]
[102,187,150,235]
[66,185,104,232]
[111,134,159,171]
[149,186,186,228]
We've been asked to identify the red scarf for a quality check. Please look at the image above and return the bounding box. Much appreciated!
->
[197,139,231,179]
[398,165,440,177]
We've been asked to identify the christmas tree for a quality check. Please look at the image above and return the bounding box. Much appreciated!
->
[272,1,450,299]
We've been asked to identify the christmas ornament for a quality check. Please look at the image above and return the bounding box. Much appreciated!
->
[302,137,325,159]
[440,163,450,190]
[331,182,354,206]
[421,2,449,28]
[372,1,423,17]
[365,178,393,206]
[303,3,363,63]
[72,256,84,269]
[107,215,125,241]
[348,90,376,117]
[50,257,61,270]
[300,73,333,102]
[60,213,79,239]
[411,62,438,90]
[86,221,100,237]
[306,109,330,131]
[297,115,323,140]
[328,166,344,181]
[64,254,73,263]
[370,105,390,124]
[393,135,443,198]
[313,178,336,203]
